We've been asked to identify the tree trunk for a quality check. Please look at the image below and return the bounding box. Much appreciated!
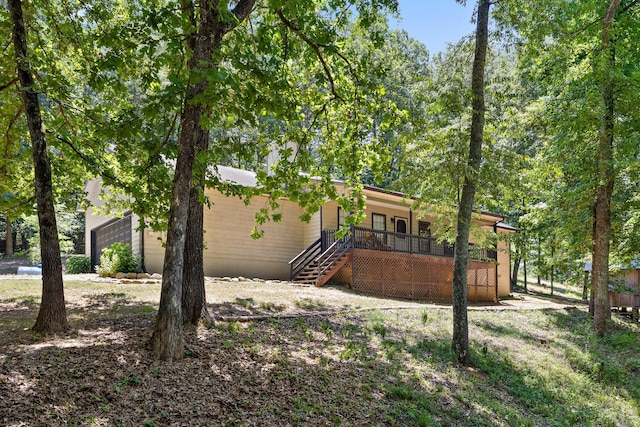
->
[6,221,13,257]
[451,0,490,367]
[151,0,255,360]
[182,181,214,326]
[523,259,528,293]
[8,0,67,333]
[592,0,619,337]
[179,0,214,328]
[511,251,520,291]
[550,245,554,296]
[150,29,213,362]
[537,237,541,286]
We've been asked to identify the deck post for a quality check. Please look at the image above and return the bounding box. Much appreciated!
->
[350,224,355,289]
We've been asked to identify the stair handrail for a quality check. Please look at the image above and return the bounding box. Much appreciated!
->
[317,237,352,278]
[289,237,322,280]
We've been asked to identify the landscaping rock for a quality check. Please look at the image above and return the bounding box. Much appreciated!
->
[126,272,138,279]
[231,277,240,282]
[137,273,150,279]
[222,277,232,282]
[115,272,126,279]
[150,273,162,279]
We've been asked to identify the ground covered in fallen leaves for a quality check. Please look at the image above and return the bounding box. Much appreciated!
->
[1,278,639,426]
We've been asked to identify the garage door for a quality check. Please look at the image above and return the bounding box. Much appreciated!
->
[90,214,132,271]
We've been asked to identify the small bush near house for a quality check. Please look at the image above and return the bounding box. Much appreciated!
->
[66,256,91,274]
[96,242,139,277]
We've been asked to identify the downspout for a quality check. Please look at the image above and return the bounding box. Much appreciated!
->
[319,206,323,250]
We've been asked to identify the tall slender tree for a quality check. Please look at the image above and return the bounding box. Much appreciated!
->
[591,0,619,336]
[8,0,67,332]
[451,0,490,366]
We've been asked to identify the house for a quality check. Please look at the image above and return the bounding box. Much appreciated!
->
[85,165,514,303]
[584,261,640,312]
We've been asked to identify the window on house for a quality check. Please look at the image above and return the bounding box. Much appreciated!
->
[372,213,386,231]
[372,213,387,246]
[338,207,347,228]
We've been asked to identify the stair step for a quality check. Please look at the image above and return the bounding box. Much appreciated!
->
[292,244,352,285]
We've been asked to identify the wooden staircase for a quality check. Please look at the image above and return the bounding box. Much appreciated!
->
[289,237,352,287]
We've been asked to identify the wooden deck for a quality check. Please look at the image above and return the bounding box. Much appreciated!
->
[292,226,498,302]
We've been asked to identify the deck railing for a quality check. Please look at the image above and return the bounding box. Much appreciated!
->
[289,237,322,280]
[321,227,497,262]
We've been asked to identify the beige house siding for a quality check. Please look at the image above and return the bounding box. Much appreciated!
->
[142,230,165,275]
[322,201,340,231]
[91,189,310,279]
[199,191,305,279]
[130,215,141,258]
[303,211,321,248]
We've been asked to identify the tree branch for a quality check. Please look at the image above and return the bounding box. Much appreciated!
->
[231,0,257,23]
[0,196,36,217]
[570,0,638,36]
[47,131,132,193]
[146,111,179,169]
[275,9,343,101]
[0,77,18,92]
[2,104,24,178]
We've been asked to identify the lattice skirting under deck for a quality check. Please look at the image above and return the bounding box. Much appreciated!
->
[348,249,497,303]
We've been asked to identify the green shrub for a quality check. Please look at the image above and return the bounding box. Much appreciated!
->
[66,256,91,274]
[96,242,139,277]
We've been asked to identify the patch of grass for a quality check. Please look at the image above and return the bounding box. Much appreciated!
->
[258,301,286,311]
[234,297,255,308]
[387,384,436,426]
[294,297,329,311]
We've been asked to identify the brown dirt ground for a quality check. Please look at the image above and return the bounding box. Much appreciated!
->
[0,255,588,426]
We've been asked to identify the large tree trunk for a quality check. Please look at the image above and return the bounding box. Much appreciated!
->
[150,25,214,362]
[179,0,214,327]
[151,0,255,360]
[451,0,490,367]
[5,221,13,257]
[511,251,520,291]
[182,178,214,326]
[592,0,619,337]
[9,0,67,333]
